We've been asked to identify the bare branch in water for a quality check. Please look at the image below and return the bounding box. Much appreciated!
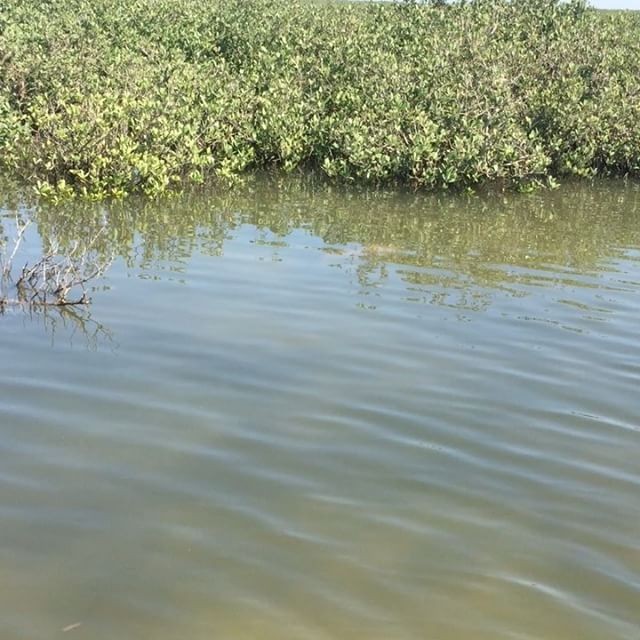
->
[1,217,113,308]
[1,216,31,280]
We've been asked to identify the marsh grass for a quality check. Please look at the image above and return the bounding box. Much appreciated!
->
[0,0,639,199]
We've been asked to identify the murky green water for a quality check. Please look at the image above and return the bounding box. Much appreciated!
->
[1,178,639,640]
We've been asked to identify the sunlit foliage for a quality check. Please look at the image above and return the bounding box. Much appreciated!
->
[0,0,638,198]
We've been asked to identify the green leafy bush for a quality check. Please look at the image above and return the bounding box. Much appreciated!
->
[0,0,638,199]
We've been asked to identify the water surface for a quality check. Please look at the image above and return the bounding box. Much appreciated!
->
[1,178,639,639]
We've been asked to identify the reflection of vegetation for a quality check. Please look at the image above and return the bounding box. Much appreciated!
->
[22,305,114,351]
[1,0,639,198]
[1,175,638,318]
[25,177,640,297]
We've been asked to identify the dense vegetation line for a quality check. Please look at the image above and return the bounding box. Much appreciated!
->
[0,0,639,199]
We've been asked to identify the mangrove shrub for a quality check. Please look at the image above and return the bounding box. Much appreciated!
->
[0,0,639,198]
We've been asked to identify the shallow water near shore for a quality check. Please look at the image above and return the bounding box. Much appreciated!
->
[1,178,639,639]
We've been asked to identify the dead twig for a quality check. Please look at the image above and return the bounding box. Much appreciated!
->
[1,216,113,308]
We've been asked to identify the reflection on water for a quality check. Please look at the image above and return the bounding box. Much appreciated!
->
[15,175,639,332]
[27,176,640,265]
[1,177,639,639]
[20,306,114,350]
[27,176,640,311]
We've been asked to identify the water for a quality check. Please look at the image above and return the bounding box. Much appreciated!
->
[1,178,639,640]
